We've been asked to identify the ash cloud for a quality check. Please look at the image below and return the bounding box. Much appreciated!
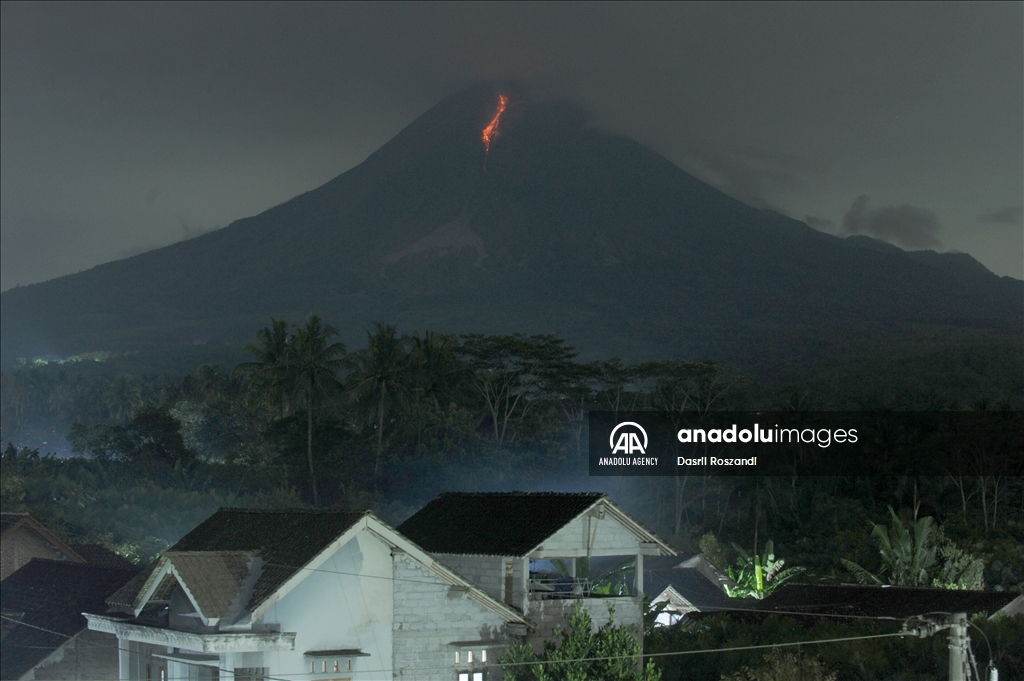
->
[980,205,1023,225]
[841,195,942,250]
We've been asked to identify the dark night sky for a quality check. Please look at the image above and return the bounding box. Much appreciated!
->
[2,2,1021,291]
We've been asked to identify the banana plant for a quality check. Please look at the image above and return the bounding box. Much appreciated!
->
[841,506,937,586]
[591,557,636,596]
[723,540,805,599]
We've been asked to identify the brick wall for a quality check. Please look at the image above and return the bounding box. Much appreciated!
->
[393,553,514,680]
[431,554,505,602]
[542,516,640,557]
[525,596,642,651]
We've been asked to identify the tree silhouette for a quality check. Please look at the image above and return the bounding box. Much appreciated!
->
[104,373,144,424]
[288,315,347,506]
[236,315,345,505]
[347,323,413,480]
[458,334,577,445]
[235,318,293,418]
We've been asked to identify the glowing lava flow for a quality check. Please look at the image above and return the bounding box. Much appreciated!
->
[481,95,508,157]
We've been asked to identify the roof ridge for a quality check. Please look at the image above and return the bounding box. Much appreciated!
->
[436,491,607,497]
[165,549,258,556]
[214,507,368,514]
[16,557,138,573]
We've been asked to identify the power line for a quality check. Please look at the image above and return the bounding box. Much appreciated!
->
[1,612,921,680]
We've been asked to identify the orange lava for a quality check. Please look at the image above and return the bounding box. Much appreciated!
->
[481,95,508,154]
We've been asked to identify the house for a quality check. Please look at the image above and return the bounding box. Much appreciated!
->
[651,579,1023,629]
[644,554,734,626]
[85,508,528,681]
[755,583,1024,621]
[0,558,139,681]
[69,544,136,571]
[396,492,675,647]
[1,514,85,580]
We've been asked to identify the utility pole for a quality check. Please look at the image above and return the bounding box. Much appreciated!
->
[904,612,998,681]
[948,612,969,681]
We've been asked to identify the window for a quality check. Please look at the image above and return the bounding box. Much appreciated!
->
[455,649,487,665]
[234,669,268,681]
[455,647,488,681]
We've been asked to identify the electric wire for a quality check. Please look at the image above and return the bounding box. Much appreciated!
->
[261,560,989,624]
[5,560,1008,679]
[0,611,924,681]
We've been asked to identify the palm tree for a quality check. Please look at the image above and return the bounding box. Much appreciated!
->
[347,323,413,480]
[104,374,143,424]
[410,330,464,410]
[235,318,293,417]
[288,315,347,507]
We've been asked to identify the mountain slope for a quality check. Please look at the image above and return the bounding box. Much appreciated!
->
[2,83,1020,367]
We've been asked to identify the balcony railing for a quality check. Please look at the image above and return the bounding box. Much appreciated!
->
[528,574,634,599]
[529,575,587,598]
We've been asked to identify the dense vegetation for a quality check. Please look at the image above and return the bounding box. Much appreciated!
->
[1,316,1021,678]
[646,612,1023,681]
[2,317,1022,570]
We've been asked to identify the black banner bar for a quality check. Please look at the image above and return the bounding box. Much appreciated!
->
[587,411,1023,476]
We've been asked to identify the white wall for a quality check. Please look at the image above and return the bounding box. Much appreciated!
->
[256,531,394,680]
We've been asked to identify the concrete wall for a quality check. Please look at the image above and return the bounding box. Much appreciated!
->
[392,553,513,681]
[432,554,504,602]
[257,530,394,681]
[539,515,640,558]
[525,596,642,651]
[1,527,70,580]
[20,630,120,681]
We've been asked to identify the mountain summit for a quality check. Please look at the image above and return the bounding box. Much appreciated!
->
[2,83,1020,367]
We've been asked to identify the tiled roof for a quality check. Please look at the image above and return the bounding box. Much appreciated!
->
[69,544,135,570]
[397,492,606,556]
[0,513,25,535]
[0,559,138,681]
[106,563,157,610]
[116,508,365,613]
[755,583,1022,620]
[645,565,733,611]
[165,551,257,619]
[0,513,83,563]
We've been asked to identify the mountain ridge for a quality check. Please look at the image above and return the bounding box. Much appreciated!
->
[2,83,1020,368]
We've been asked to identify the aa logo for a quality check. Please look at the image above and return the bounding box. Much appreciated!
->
[609,422,648,455]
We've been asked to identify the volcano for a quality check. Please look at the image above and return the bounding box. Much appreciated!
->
[2,83,1021,370]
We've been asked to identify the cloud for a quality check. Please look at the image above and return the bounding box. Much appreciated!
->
[979,205,1023,225]
[841,195,941,249]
